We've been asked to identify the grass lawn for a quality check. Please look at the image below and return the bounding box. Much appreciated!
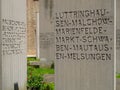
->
[116,73,120,78]
[27,66,54,75]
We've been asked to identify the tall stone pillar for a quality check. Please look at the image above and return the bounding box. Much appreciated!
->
[54,0,114,90]
[116,0,120,73]
[0,0,27,90]
[39,0,54,66]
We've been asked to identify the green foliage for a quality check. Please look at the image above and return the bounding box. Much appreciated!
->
[27,57,40,66]
[27,57,54,90]
[28,66,54,75]
[51,62,54,69]
[27,66,54,90]
[116,73,120,78]
[27,66,43,88]
[27,57,37,61]
[35,68,54,75]
[27,74,43,88]
[41,82,55,90]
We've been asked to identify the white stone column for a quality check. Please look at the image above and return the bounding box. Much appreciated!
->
[39,0,55,66]
[116,0,120,73]
[0,0,27,90]
[36,13,40,59]
[54,0,114,90]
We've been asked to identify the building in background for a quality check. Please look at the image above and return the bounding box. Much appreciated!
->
[27,0,39,56]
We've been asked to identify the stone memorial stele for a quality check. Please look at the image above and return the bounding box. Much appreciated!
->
[116,0,120,90]
[116,0,120,73]
[39,0,55,67]
[54,0,114,90]
[0,0,27,90]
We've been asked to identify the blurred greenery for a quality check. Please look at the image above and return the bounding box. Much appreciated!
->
[27,57,54,90]
[27,66,54,75]
[116,73,120,78]
[27,57,39,61]
[41,82,55,90]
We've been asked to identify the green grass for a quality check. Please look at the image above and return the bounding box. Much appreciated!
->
[34,68,54,75]
[116,73,120,78]
[28,66,54,75]
[27,57,39,61]
[42,82,55,90]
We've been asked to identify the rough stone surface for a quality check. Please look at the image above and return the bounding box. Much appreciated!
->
[39,0,55,63]
[29,61,40,66]
[0,0,27,90]
[54,0,114,90]
[27,0,39,56]
[116,0,120,73]
[44,74,54,82]
[117,78,120,90]
[30,59,53,68]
